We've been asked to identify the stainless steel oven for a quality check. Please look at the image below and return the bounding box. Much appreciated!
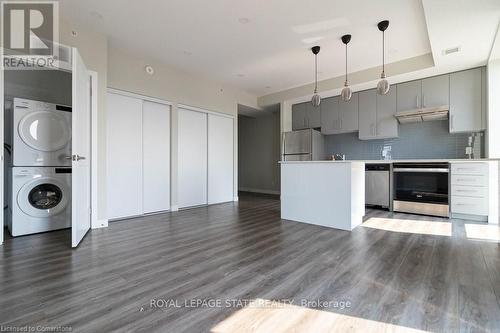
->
[393,163,449,217]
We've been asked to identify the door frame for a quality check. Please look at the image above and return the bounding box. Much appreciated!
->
[89,70,104,229]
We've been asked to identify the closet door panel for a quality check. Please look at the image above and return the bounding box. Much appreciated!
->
[208,114,234,204]
[143,101,171,213]
[106,93,143,219]
[178,109,208,208]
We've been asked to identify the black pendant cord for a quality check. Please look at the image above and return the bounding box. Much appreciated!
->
[345,43,348,83]
[314,54,318,93]
[382,30,385,76]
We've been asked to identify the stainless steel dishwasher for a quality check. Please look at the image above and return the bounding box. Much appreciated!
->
[365,163,390,208]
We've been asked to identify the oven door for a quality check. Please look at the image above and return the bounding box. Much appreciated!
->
[393,167,449,205]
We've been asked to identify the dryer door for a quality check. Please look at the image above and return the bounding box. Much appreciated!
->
[18,178,70,218]
[18,111,71,152]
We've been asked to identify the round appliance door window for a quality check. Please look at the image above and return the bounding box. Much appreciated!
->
[28,184,63,210]
[18,111,71,152]
[18,178,70,218]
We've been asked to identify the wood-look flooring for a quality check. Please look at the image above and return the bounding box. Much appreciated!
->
[1,193,500,332]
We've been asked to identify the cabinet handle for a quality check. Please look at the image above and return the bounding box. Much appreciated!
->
[456,189,476,193]
[416,95,419,108]
[451,115,454,130]
[340,119,342,129]
[423,95,426,108]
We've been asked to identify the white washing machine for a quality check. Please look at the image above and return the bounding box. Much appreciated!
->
[8,167,71,236]
[11,98,72,167]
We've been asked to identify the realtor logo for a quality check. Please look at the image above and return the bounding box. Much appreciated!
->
[1,1,59,68]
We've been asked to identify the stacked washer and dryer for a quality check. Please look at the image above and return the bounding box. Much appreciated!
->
[5,98,72,236]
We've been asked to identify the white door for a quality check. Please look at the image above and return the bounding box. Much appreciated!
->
[106,92,143,219]
[143,101,170,213]
[178,109,207,208]
[208,114,234,204]
[71,48,92,248]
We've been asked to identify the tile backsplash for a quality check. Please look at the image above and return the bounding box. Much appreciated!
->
[324,120,484,160]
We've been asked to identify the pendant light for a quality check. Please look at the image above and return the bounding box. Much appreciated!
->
[376,20,390,95]
[341,34,352,102]
[311,46,321,107]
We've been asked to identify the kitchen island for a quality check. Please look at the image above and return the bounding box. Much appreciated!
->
[280,161,365,231]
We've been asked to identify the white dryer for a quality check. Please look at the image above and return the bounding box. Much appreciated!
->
[8,167,71,236]
[11,98,72,166]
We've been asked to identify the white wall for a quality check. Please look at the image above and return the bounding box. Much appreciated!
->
[107,45,258,210]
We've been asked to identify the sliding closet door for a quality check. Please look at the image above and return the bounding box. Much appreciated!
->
[107,93,143,219]
[178,109,207,208]
[143,101,170,213]
[208,114,234,204]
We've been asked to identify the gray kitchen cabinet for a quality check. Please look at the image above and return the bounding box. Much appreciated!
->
[320,96,339,134]
[359,88,398,140]
[376,86,398,138]
[306,102,321,128]
[338,93,359,133]
[422,74,449,108]
[397,80,421,112]
[292,103,307,130]
[358,90,377,140]
[449,68,484,133]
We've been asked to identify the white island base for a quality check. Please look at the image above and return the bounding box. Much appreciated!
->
[281,161,365,231]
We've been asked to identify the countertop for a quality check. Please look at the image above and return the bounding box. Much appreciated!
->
[280,158,498,164]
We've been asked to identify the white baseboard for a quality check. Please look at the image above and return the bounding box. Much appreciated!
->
[233,196,239,202]
[171,205,179,212]
[92,219,109,229]
[239,187,280,195]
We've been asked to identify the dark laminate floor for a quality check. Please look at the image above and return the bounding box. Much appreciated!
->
[1,193,500,332]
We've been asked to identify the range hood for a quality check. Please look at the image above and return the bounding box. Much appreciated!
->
[394,105,449,124]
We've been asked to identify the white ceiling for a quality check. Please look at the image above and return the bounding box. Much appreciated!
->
[59,0,432,96]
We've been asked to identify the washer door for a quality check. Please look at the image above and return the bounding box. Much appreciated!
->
[18,111,71,152]
[18,178,70,218]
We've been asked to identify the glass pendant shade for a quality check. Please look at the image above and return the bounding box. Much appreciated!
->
[311,93,321,107]
[341,82,352,102]
[377,73,390,95]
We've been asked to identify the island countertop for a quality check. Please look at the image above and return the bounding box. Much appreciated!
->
[280,158,498,164]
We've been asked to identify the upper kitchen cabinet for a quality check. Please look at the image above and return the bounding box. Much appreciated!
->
[397,80,421,112]
[320,96,339,134]
[358,90,377,140]
[306,102,321,128]
[292,102,320,130]
[292,103,307,130]
[422,74,449,108]
[449,68,485,133]
[397,74,449,112]
[338,93,359,133]
[376,86,398,139]
[321,94,358,135]
[359,87,398,140]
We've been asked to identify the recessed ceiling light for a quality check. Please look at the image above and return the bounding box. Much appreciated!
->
[238,17,250,24]
[71,30,78,37]
[145,65,154,75]
[237,73,245,77]
[265,86,271,89]
[183,50,192,56]
[442,46,461,55]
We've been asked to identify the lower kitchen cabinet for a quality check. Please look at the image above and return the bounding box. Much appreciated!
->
[358,88,398,140]
[450,162,498,223]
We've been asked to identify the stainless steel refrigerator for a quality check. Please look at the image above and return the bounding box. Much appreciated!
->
[282,129,325,161]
